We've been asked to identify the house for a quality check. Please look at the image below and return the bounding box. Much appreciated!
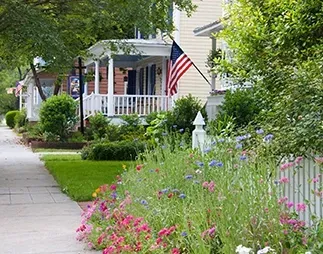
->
[23,0,224,122]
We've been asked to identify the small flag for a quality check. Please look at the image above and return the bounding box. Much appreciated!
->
[166,41,193,96]
[15,81,23,97]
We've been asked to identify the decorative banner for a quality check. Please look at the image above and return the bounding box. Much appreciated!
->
[68,76,80,99]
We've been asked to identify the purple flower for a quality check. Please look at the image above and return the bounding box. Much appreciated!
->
[172,189,180,193]
[240,155,247,161]
[141,200,148,206]
[161,188,169,194]
[263,134,274,142]
[211,141,216,146]
[179,128,184,133]
[185,175,193,180]
[218,138,225,143]
[235,143,242,149]
[193,180,200,184]
[204,147,211,153]
[181,231,188,237]
[209,160,217,167]
[216,162,223,167]
[179,193,186,199]
[256,129,264,135]
[196,161,204,167]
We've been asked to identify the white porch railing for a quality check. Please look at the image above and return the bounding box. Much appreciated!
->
[77,93,172,119]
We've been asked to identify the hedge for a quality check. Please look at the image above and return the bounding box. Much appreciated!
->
[5,110,20,128]
[81,140,146,161]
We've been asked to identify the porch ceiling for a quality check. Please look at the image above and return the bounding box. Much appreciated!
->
[84,39,171,66]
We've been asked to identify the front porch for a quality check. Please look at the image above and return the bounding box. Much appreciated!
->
[80,39,173,119]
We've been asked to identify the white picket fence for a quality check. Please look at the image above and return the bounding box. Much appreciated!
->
[192,112,323,224]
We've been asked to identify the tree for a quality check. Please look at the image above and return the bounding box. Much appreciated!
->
[217,0,323,156]
[0,68,19,115]
[0,0,196,100]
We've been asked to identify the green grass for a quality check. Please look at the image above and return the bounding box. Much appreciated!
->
[41,154,132,201]
[33,148,82,153]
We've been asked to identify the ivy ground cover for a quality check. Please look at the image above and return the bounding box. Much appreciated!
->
[76,133,323,253]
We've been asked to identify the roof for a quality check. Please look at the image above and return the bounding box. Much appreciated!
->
[84,39,171,66]
[193,19,224,37]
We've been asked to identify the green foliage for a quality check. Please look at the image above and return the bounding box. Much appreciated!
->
[68,131,85,142]
[217,88,260,128]
[81,141,146,161]
[5,110,19,128]
[145,111,160,125]
[172,94,203,133]
[217,0,323,155]
[87,113,110,140]
[14,109,27,128]
[206,114,236,138]
[39,94,78,141]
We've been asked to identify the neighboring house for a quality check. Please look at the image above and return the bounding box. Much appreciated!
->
[23,0,224,121]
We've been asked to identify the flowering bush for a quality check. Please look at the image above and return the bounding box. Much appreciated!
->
[77,131,322,253]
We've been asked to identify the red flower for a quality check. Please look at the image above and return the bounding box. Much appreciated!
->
[155,168,160,173]
[172,248,180,254]
[167,193,173,198]
[136,165,143,171]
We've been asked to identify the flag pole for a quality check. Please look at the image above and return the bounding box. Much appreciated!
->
[169,37,212,88]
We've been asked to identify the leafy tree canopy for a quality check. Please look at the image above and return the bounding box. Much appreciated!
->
[217,0,323,156]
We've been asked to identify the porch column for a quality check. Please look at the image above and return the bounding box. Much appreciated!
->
[107,56,114,116]
[26,82,34,120]
[84,67,88,96]
[94,60,100,94]
[211,38,217,90]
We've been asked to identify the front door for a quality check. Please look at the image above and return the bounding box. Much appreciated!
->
[127,70,136,94]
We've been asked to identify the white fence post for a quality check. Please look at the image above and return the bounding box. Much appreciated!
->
[192,111,206,151]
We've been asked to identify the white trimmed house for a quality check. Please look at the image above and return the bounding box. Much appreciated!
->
[23,0,224,122]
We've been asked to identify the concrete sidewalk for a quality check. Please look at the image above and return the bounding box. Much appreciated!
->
[0,126,95,254]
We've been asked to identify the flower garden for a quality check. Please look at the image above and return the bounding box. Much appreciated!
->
[76,131,323,253]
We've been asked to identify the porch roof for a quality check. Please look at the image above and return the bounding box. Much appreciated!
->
[84,39,171,66]
[193,19,223,37]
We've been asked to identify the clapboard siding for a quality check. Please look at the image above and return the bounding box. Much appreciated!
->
[178,0,223,103]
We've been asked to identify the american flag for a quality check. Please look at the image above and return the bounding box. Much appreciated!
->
[167,41,193,96]
[15,81,22,97]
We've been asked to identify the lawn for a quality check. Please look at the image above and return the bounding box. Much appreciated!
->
[41,154,132,201]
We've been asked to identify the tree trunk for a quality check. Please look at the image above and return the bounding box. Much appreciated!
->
[30,63,47,101]
[53,82,61,95]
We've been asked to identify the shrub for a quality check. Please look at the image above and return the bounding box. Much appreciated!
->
[172,94,204,133]
[39,94,78,141]
[14,109,27,128]
[217,88,261,128]
[87,113,110,140]
[81,140,146,161]
[5,110,19,128]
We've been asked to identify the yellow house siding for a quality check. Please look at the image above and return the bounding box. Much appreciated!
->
[177,0,223,104]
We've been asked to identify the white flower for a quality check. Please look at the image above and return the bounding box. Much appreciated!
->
[236,245,252,254]
[257,247,276,254]
[195,169,202,174]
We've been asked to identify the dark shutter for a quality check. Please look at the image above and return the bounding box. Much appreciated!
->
[127,70,136,95]
[145,66,149,95]
[139,68,144,95]
[150,64,156,95]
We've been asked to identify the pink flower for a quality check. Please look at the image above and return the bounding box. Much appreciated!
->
[296,203,306,212]
[202,181,209,188]
[172,248,180,254]
[312,177,319,183]
[278,196,288,204]
[280,162,294,171]
[110,184,117,191]
[208,181,215,193]
[295,156,303,164]
[286,201,294,209]
[315,157,323,164]
[279,177,289,184]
